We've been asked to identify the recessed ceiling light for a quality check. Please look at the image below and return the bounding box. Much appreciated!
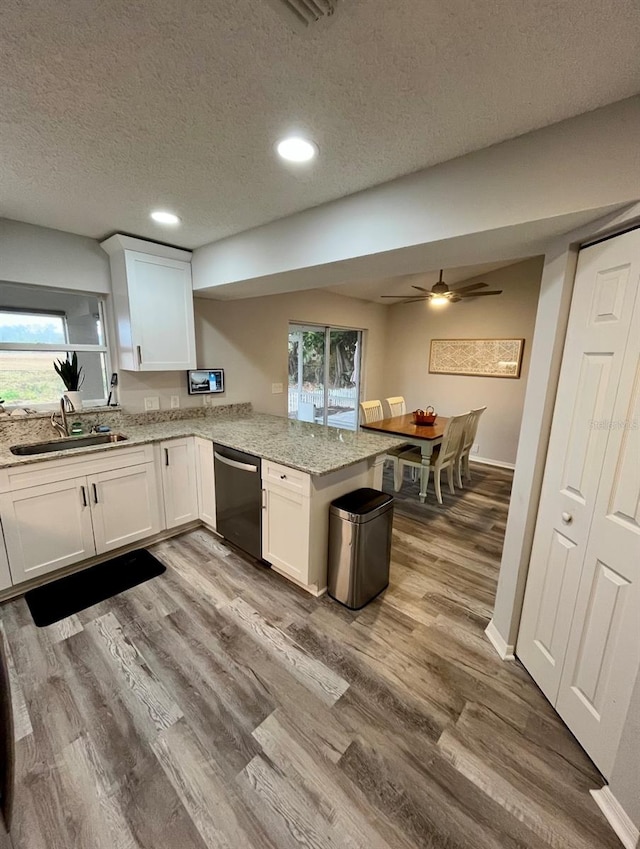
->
[276,137,318,163]
[151,210,180,225]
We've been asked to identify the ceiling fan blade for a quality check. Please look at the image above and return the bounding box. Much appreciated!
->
[380,294,428,300]
[401,297,433,304]
[411,285,431,293]
[458,290,503,297]
[449,281,488,294]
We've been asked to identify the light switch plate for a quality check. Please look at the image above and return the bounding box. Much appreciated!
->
[170,396,180,409]
[271,382,284,394]
[144,396,160,411]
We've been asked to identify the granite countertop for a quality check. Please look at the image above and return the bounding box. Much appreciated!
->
[0,413,406,476]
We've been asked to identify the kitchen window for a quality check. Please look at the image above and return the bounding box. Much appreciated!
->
[0,283,110,408]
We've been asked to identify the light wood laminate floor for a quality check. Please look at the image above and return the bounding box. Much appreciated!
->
[0,464,619,849]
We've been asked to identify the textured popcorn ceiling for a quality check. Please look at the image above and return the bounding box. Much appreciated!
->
[1,0,639,248]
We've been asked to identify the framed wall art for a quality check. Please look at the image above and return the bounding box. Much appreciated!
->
[429,338,524,379]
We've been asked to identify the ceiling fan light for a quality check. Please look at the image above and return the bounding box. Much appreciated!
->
[430,295,449,307]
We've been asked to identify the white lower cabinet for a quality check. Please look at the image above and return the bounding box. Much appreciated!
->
[0,446,162,586]
[0,521,11,591]
[195,437,216,528]
[262,483,310,584]
[0,476,97,584]
[90,464,162,553]
[160,438,199,529]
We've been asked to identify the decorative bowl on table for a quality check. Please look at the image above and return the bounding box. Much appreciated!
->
[412,406,438,425]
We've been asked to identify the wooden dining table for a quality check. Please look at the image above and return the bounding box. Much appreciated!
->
[360,413,449,502]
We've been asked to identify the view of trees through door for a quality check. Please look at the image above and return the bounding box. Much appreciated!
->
[288,324,362,430]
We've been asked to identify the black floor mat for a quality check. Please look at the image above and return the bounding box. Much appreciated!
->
[25,549,166,627]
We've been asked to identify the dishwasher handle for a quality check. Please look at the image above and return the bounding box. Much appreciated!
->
[214,451,259,474]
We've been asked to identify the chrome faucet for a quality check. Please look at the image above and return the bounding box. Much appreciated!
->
[51,395,75,437]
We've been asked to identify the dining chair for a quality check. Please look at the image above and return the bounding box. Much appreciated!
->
[360,400,414,485]
[397,412,470,504]
[455,406,487,487]
[359,399,385,424]
[385,396,406,417]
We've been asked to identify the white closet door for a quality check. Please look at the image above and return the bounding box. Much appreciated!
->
[555,281,640,777]
[518,229,640,706]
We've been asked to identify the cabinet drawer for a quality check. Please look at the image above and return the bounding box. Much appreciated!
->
[262,461,311,497]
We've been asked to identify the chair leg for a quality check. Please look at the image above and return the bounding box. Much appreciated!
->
[393,460,403,493]
[434,468,443,504]
[456,457,464,488]
[446,463,455,495]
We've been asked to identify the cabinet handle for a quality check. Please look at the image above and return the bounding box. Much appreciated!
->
[136,345,143,366]
[561,512,573,524]
[92,483,99,504]
[280,474,287,479]
[165,448,170,466]
[80,485,87,508]
[261,488,266,510]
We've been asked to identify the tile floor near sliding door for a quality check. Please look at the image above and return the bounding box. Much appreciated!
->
[0,464,619,849]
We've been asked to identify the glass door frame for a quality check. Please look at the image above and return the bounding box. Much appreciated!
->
[288,322,363,429]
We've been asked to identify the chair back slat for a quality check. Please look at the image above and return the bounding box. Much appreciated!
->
[359,400,384,424]
[385,396,406,417]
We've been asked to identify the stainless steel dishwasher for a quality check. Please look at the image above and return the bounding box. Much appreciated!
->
[213,444,263,560]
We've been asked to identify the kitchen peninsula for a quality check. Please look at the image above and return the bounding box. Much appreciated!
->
[0,406,403,598]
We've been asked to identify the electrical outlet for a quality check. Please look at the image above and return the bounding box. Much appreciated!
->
[203,395,213,406]
[170,396,180,409]
[271,382,284,394]
[471,443,479,455]
[144,396,160,411]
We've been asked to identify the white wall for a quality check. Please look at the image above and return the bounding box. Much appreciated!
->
[192,96,640,294]
[383,258,543,465]
[0,219,111,293]
[195,288,389,416]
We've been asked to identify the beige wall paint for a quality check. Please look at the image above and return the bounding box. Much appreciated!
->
[382,258,544,466]
[195,288,389,416]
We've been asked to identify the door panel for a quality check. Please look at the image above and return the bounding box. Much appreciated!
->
[0,478,95,583]
[162,439,198,529]
[262,485,309,582]
[518,229,640,708]
[555,280,640,777]
[126,251,196,371]
[90,464,162,554]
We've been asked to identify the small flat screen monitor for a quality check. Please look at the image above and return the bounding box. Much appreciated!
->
[187,369,225,395]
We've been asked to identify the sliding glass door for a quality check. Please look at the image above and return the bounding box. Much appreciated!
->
[288,324,362,430]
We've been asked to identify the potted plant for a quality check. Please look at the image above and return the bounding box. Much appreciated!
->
[54,352,84,410]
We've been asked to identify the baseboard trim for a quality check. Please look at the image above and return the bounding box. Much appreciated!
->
[485,619,516,660]
[591,786,639,849]
[472,456,516,470]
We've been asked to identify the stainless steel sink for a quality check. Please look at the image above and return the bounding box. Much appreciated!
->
[10,433,128,456]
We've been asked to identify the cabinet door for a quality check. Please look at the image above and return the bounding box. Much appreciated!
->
[161,439,199,529]
[0,521,14,591]
[0,478,96,584]
[126,251,196,371]
[89,464,162,554]
[262,483,310,584]
[195,438,216,529]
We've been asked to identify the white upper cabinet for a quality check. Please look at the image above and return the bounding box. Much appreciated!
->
[101,234,196,371]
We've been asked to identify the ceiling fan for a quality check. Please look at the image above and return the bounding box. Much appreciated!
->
[380,269,503,305]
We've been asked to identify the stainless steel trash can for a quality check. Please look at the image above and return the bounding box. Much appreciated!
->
[328,488,394,609]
